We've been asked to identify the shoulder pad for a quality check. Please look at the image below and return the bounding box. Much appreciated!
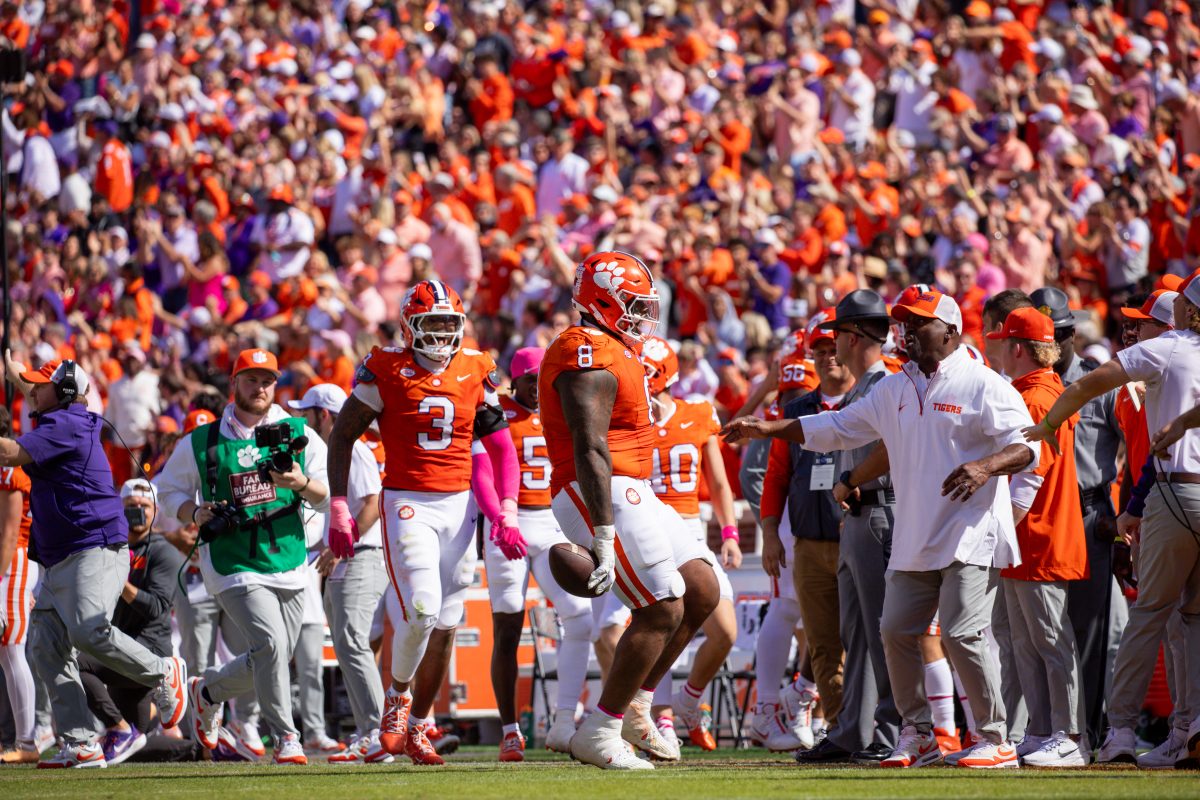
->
[355,353,377,384]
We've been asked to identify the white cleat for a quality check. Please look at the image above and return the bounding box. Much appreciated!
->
[622,692,679,761]
[748,703,777,746]
[570,713,654,770]
[1021,732,1086,768]
[1138,729,1185,770]
[765,689,817,752]
[545,712,577,754]
[1096,727,1137,765]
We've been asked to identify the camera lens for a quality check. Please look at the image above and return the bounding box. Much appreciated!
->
[270,452,293,473]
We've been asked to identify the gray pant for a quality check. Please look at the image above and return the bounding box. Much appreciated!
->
[1067,502,1118,744]
[28,546,167,745]
[175,587,260,726]
[1165,610,1190,733]
[204,583,305,739]
[294,623,328,739]
[1107,483,1200,730]
[827,507,900,752]
[324,550,388,734]
[882,562,1007,744]
[1004,579,1083,736]
[990,586,1027,741]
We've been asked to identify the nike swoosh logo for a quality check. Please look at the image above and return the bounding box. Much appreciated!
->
[457,375,470,382]
[680,421,694,428]
[899,403,907,412]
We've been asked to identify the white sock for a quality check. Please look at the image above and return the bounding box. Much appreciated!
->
[412,715,433,729]
[387,686,412,699]
[924,658,955,732]
[790,674,816,695]
[653,672,673,708]
[0,643,37,749]
[755,597,801,706]
[502,723,520,737]
[555,632,591,717]
[952,670,977,734]
[632,688,653,711]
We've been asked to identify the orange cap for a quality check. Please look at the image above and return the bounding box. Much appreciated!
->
[248,271,273,289]
[806,308,837,349]
[231,349,280,378]
[823,30,852,50]
[965,0,992,19]
[19,360,60,384]
[268,184,294,204]
[1155,273,1183,291]
[1143,10,1169,30]
[986,306,1055,342]
[818,127,845,145]
[857,161,887,180]
[183,409,216,433]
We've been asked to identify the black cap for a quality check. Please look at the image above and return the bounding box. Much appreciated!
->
[1029,287,1074,329]
[821,289,889,329]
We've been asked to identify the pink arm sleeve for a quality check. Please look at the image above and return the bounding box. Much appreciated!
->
[471,444,502,523]
[480,427,519,503]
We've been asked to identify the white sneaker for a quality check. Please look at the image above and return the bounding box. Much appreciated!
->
[1016,734,1048,758]
[1021,732,1086,768]
[363,730,395,764]
[957,740,1019,769]
[880,726,942,768]
[570,713,654,770]
[327,734,364,764]
[305,733,345,753]
[765,689,817,752]
[36,741,106,769]
[273,733,308,765]
[188,677,223,750]
[545,711,576,754]
[622,691,679,761]
[1137,728,1186,769]
[152,656,188,729]
[34,726,55,755]
[1096,727,1137,764]
[748,703,777,746]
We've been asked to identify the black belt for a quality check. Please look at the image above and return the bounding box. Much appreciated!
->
[857,488,895,508]
[1079,486,1111,509]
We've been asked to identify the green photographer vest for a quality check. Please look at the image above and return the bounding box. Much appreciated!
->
[190,417,308,576]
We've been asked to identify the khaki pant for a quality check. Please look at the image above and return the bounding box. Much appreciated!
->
[793,538,843,725]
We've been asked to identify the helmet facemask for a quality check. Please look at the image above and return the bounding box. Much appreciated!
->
[406,312,465,364]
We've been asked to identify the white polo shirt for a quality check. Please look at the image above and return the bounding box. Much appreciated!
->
[801,346,1038,573]
[1117,329,1200,474]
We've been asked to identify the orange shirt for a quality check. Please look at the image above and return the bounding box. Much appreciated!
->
[712,121,752,175]
[0,465,31,548]
[500,395,551,508]
[1001,369,1088,582]
[496,182,536,237]
[779,357,820,394]
[649,399,721,516]
[96,140,133,213]
[469,73,514,129]
[780,228,824,275]
[539,326,654,495]
[815,203,848,244]
[511,52,560,109]
[356,346,498,493]
[1114,384,1150,482]
[854,184,899,249]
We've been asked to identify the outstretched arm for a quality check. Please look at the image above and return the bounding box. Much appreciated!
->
[1024,360,1128,450]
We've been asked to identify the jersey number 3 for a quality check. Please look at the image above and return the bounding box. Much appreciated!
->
[418,396,455,451]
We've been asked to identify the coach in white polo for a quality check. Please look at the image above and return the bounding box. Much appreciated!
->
[725,289,1038,769]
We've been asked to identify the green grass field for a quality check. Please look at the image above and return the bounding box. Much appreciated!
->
[1,747,1195,800]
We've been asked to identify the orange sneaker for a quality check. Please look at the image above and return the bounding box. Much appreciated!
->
[405,724,445,766]
[935,727,962,755]
[498,730,525,762]
[379,690,412,755]
[688,704,717,751]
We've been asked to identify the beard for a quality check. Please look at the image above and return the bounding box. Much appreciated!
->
[234,387,273,416]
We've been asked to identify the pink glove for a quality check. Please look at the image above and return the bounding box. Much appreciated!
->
[491,498,527,560]
[328,496,359,559]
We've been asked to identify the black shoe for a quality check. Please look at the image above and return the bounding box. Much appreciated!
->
[852,742,893,763]
[795,738,852,764]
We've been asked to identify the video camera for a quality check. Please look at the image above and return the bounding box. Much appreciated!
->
[199,502,240,542]
[254,421,309,484]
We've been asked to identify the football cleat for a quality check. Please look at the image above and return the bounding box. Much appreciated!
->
[623,693,680,761]
[765,688,817,752]
[426,724,461,755]
[748,702,778,746]
[498,730,525,762]
[379,689,412,755]
[935,727,962,756]
[570,713,654,771]
[545,711,576,754]
[405,723,445,766]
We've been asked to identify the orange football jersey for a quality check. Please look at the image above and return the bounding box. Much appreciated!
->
[0,465,31,548]
[500,395,552,507]
[649,399,721,515]
[779,357,819,394]
[539,326,655,495]
[355,346,498,493]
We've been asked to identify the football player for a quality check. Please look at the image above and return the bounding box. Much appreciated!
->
[325,280,518,765]
[639,337,742,752]
[539,251,719,770]
[471,347,592,761]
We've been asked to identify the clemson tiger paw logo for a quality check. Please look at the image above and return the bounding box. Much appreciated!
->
[641,338,670,362]
[591,260,627,292]
[625,487,641,505]
[236,445,259,468]
[399,506,415,520]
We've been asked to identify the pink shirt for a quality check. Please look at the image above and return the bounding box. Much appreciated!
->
[774,88,820,164]
[1071,110,1109,150]
[427,219,482,296]
[1006,228,1050,295]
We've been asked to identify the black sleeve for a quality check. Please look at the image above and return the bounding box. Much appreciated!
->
[472,401,508,440]
[123,537,187,623]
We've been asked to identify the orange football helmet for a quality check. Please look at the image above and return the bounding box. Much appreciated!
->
[401,279,466,364]
[641,336,679,396]
[572,250,661,347]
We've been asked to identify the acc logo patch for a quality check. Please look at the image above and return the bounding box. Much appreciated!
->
[398,506,415,520]
[625,487,641,505]
[400,367,416,378]
[504,409,517,420]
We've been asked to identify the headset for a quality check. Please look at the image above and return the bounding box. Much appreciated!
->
[53,360,79,407]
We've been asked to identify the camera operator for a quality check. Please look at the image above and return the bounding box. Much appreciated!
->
[155,349,329,765]
[78,479,185,764]
[0,354,189,768]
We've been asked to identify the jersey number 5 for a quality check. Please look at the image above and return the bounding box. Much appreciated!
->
[418,396,455,451]
[521,436,551,490]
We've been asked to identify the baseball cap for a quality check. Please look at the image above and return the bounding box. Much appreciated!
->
[376,228,398,246]
[268,184,294,204]
[288,383,348,414]
[120,478,158,501]
[1156,274,1183,292]
[1120,290,1177,327]
[1029,286,1075,329]
[1181,266,1200,306]
[409,243,433,261]
[1030,105,1064,124]
[183,409,216,433]
[509,347,545,379]
[231,349,280,378]
[986,307,1055,342]
[806,308,837,348]
[891,290,964,330]
[20,359,61,384]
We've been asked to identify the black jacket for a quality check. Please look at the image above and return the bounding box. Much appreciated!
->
[112,534,185,658]
[784,391,842,542]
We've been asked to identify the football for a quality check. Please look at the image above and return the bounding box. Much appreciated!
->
[548,542,601,598]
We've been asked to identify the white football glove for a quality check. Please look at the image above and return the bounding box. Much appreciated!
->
[589,524,617,595]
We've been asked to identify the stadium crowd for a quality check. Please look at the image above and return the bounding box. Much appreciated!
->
[0,0,1197,772]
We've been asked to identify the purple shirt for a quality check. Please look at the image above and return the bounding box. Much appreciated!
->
[752,260,793,331]
[17,404,127,567]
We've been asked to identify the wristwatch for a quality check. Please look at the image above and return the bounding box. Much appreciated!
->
[837,470,856,490]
